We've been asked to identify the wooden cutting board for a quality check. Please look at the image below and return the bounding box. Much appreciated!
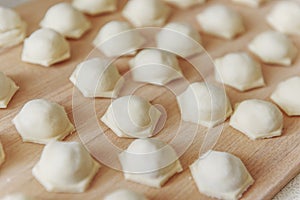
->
[0,0,299,199]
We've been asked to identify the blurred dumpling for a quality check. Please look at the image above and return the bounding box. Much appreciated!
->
[0,72,19,108]
[0,141,4,167]
[104,189,148,200]
[72,0,118,16]
[1,193,35,200]
[164,0,206,9]
[232,0,269,7]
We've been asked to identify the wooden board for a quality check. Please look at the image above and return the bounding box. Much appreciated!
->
[0,0,299,199]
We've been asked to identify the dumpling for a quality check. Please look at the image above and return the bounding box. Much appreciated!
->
[0,7,26,48]
[101,95,161,138]
[93,21,144,57]
[72,0,118,16]
[177,82,232,128]
[230,99,283,140]
[248,31,297,66]
[0,72,19,108]
[190,151,254,200]
[214,52,265,91]
[164,0,206,9]
[156,22,203,57]
[119,138,182,188]
[1,193,35,200]
[32,141,100,193]
[266,1,300,36]
[70,58,124,98]
[122,0,171,27]
[129,49,183,85]
[232,0,268,7]
[196,5,245,39]
[271,76,300,116]
[40,2,91,39]
[0,141,4,167]
[21,28,70,67]
[104,189,148,200]
[12,99,74,144]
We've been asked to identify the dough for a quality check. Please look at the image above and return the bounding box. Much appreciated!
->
[0,72,19,108]
[0,141,4,167]
[271,76,300,116]
[122,0,171,27]
[72,0,118,16]
[104,189,148,200]
[190,151,254,200]
[129,49,183,85]
[12,99,75,144]
[101,95,161,138]
[177,82,232,128]
[21,28,70,67]
[70,58,124,98]
[119,138,182,188]
[266,1,300,36]
[230,99,283,140]
[32,141,100,193]
[214,52,265,91]
[248,31,298,66]
[196,5,245,39]
[0,7,26,48]
[1,193,35,200]
[40,2,91,39]
[156,22,203,57]
[232,0,268,7]
[93,21,144,57]
[164,0,206,9]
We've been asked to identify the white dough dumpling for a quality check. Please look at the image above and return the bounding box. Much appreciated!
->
[0,72,19,108]
[72,0,118,16]
[0,141,4,167]
[164,0,206,9]
[101,95,161,138]
[267,1,300,36]
[196,5,245,39]
[129,49,183,85]
[40,2,91,39]
[104,189,148,200]
[119,138,182,188]
[1,193,35,200]
[177,82,232,128]
[0,7,26,48]
[70,58,124,98]
[13,99,74,144]
[230,99,283,140]
[271,76,300,116]
[156,22,203,57]
[232,0,269,7]
[190,151,254,200]
[21,28,70,67]
[215,52,265,91]
[93,21,144,57]
[122,0,171,27]
[32,141,100,193]
[248,31,298,66]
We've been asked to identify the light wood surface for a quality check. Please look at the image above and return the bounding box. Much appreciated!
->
[0,0,299,199]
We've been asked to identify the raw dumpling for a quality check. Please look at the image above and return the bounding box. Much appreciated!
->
[0,141,4,167]
[248,31,297,66]
[12,99,74,144]
[0,7,26,48]
[122,0,171,27]
[266,1,300,36]
[40,2,91,39]
[156,22,203,57]
[1,193,35,200]
[101,95,161,138]
[72,0,118,16]
[104,189,148,200]
[21,28,70,67]
[32,141,100,193]
[164,0,206,9]
[196,5,245,39]
[119,138,182,188]
[0,72,19,108]
[70,58,124,98]
[271,76,300,116]
[230,99,283,140]
[190,151,254,200]
[232,0,268,7]
[129,49,183,85]
[93,21,144,57]
[214,52,265,91]
[177,82,232,128]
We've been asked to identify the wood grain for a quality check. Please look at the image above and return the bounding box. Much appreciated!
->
[0,0,299,199]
